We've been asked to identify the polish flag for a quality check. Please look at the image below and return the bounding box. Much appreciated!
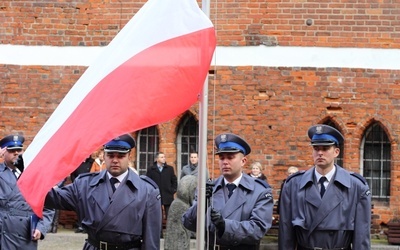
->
[18,0,216,217]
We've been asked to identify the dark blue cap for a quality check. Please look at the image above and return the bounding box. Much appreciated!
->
[104,134,136,153]
[308,124,344,146]
[215,133,251,155]
[0,135,25,150]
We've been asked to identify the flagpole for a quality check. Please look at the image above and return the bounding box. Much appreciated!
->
[197,2,211,250]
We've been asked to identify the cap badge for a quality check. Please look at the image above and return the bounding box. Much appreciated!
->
[220,134,227,142]
[316,126,323,134]
[13,135,18,142]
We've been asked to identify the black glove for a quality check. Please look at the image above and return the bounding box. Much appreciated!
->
[210,208,225,235]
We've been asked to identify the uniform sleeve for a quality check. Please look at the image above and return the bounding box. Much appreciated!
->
[44,181,79,211]
[278,180,296,250]
[142,185,162,250]
[36,207,55,239]
[221,187,274,244]
[353,183,371,249]
[182,200,198,232]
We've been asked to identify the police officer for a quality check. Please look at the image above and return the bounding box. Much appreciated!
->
[0,134,54,250]
[278,124,371,250]
[45,134,162,250]
[182,133,274,249]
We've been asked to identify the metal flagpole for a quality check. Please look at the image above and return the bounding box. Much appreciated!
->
[197,2,211,250]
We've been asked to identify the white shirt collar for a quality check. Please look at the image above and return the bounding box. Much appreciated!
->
[314,165,336,183]
[107,170,128,183]
[224,173,242,186]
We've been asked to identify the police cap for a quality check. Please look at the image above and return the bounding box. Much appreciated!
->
[308,124,344,146]
[104,134,136,153]
[0,134,25,150]
[215,133,251,155]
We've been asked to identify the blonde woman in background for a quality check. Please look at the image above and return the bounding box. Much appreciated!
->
[248,161,267,181]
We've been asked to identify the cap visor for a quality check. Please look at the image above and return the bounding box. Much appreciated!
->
[215,149,242,155]
[104,148,130,153]
[310,141,336,146]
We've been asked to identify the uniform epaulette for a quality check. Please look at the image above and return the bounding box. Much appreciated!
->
[254,178,270,189]
[350,172,367,185]
[76,172,98,179]
[285,170,305,183]
[140,175,158,189]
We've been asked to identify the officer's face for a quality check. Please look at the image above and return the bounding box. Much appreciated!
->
[105,152,130,177]
[3,148,22,167]
[312,145,339,170]
[218,152,246,182]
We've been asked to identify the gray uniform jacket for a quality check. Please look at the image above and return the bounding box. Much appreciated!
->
[44,169,162,250]
[182,173,273,247]
[0,163,54,250]
[278,165,371,250]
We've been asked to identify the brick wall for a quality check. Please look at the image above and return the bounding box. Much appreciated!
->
[1,0,399,48]
[1,0,400,234]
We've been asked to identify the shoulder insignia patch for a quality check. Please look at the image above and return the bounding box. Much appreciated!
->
[140,175,159,189]
[255,178,270,188]
[285,170,305,183]
[350,172,367,185]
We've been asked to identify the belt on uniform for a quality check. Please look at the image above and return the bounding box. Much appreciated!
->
[214,244,258,250]
[86,237,142,250]
[298,246,351,250]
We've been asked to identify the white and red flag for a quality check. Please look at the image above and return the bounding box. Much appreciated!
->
[18,0,216,217]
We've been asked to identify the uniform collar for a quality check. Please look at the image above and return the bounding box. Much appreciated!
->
[215,172,254,192]
[90,169,140,189]
[224,173,242,186]
[107,171,128,183]
[300,165,351,189]
[314,166,335,183]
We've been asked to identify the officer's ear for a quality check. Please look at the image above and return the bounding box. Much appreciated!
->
[334,146,340,156]
[241,155,247,166]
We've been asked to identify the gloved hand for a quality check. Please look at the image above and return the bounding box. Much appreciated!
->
[210,208,225,235]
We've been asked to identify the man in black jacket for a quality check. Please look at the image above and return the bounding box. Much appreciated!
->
[146,152,177,235]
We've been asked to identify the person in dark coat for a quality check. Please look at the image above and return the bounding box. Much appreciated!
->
[278,124,371,249]
[182,133,274,249]
[44,134,162,250]
[146,152,177,219]
[146,152,177,236]
[0,134,54,250]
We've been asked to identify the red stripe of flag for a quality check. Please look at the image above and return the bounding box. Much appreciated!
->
[18,0,216,217]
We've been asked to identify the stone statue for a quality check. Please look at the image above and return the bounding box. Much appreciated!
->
[164,175,197,250]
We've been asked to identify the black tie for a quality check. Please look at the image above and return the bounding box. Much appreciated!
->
[319,177,327,197]
[12,169,19,179]
[226,183,236,198]
[110,177,119,193]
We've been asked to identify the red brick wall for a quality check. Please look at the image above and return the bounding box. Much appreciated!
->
[1,0,400,234]
[1,0,399,48]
